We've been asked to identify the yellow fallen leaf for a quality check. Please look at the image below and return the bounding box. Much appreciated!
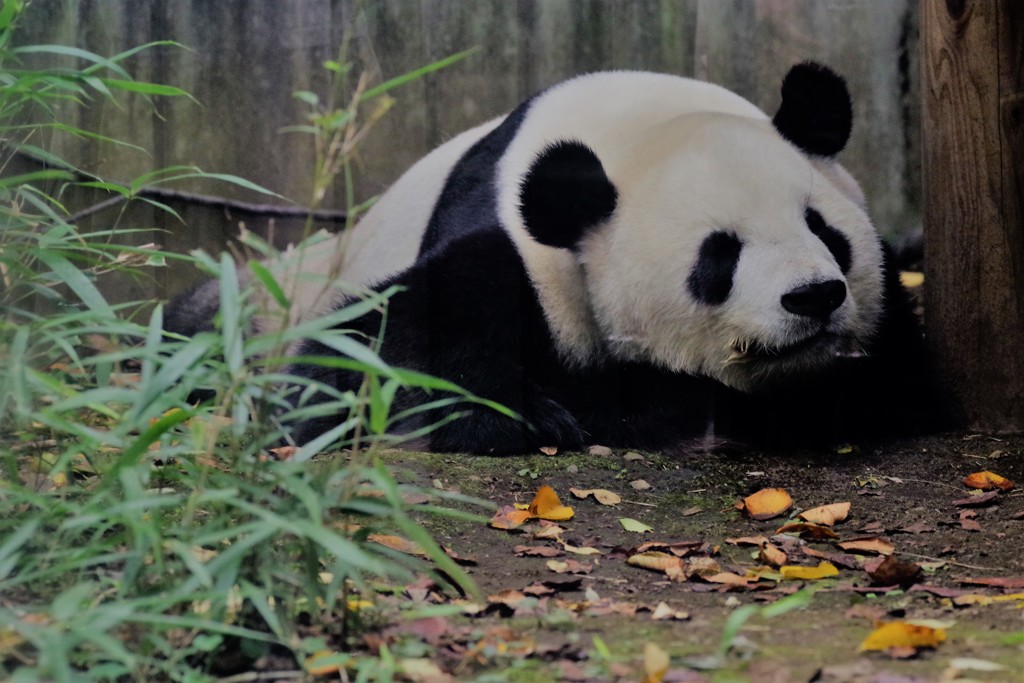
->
[643,642,669,683]
[738,488,792,520]
[859,621,946,652]
[798,501,851,526]
[780,561,840,580]
[962,470,1015,492]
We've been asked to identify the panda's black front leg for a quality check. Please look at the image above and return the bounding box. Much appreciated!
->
[291,228,588,454]
[423,371,588,455]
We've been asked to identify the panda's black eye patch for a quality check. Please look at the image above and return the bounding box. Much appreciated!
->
[687,231,742,305]
[805,207,852,273]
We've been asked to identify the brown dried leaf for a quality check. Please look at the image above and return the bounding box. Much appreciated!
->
[952,490,1000,507]
[838,536,895,556]
[569,487,622,506]
[726,535,770,547]
[514,545,562,558]
[958,576,1024,589]
[867,555,922,587]
[775,522,840,540]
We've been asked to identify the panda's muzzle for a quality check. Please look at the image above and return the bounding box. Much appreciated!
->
[727,328,834,364]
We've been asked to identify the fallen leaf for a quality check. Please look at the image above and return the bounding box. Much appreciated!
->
[539,446,558,455]
[726,535,771,546]
[962,470,1015,492]
[738,488,792,521]
[570,487,622,505]
[561,542,604,556]
[514,545,562,558]
[838,536,895,556]
[368,534,425,557]
[529,485,575,521]
[798,502,851,526]
[775,522,840,540]
[546,560,569,573]
[957,576,1024,589]
[305,650,347,675]
[759,543,787,567]
[952,490,1000,507]
[627,551,684,573]
[684,557,722,579]
[867,555,922,587]
[399,658,452,683]
[801,546,862,570]
[588,444,613,456]
[780,561,839,581]
[619,517,654,533]
[958,509,982,532]
[650,602,690,621]
[952,592,1024,607]
[643,642,670,683]
[858,621,946,652]
[534,524,565,540]
[490,506,533,529]
[705,571,760,586]
[631,479,652,490]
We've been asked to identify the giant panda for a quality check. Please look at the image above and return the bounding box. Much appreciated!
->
[168,63,938,454]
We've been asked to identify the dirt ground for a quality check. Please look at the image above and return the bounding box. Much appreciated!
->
[376,432,1024,683]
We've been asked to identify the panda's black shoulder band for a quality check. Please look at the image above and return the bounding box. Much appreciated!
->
[772,62,853,158]
[519,140,618,250]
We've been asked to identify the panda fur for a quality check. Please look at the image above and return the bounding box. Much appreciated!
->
[169,63,937,454]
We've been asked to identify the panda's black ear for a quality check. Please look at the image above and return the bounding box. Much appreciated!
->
[772,62,853,158]
[519,140,618,250]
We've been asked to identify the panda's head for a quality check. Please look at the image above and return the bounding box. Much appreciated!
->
[518,63,884,391]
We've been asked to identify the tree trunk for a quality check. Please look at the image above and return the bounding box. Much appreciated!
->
[920,0,1024,431]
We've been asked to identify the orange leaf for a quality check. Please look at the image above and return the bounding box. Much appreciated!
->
[528,485,575,521]
[858,621,946,652]
[839,536,895,556]
[759,543,788,567]
[627,551,684,573]
[490,506,532,529]
[368,533,425,556]
[780,561,840,580]
[963,470,1015,492]
[798,502,851,526]
[739,488,792,520]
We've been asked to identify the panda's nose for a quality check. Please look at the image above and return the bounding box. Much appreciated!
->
[781,279,847,319]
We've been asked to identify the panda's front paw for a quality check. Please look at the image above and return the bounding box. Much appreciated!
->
[428,395,586,455]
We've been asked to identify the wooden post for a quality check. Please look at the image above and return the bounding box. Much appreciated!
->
[920,0,1024,432]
